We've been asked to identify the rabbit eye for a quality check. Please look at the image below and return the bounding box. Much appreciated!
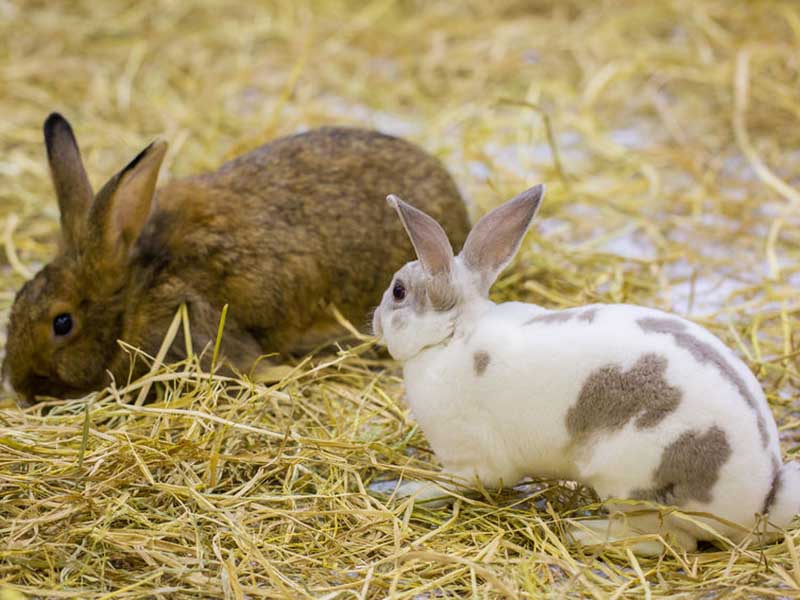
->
[53,313,73,337]
[392,281,406,301]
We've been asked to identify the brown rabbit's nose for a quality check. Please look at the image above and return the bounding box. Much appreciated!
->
[6,373,35,407]
[18,392,35,408]
[0,362,22,403]
[8,370,57,406]
[15,370,89,405]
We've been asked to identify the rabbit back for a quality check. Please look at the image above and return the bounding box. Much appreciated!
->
[132,127,471,356]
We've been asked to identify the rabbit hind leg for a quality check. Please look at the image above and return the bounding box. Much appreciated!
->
[567,509,697,557]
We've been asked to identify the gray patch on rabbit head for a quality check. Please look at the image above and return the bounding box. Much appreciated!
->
[426,273,458,312]
[566,353,681,438]
[473,351,490,376]
[524,310,574,326]
[402,263,457,313]
[637,317,770,447]
[762,455,783,515]
[578,308,598,323]
[631,425,732,505]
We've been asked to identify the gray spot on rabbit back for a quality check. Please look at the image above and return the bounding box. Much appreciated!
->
[473,351,490,376]
[762,456,782,514]
[524,310,574,325]
[632,425,732,505]
[637,316,770,447]
[567,353,681,438]
[525,307,600,326]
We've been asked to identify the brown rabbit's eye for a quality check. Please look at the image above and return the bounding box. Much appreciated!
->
[392,281,406,301]
[53,313,73,337]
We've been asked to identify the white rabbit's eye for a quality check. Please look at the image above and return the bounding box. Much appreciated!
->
[53,313,73,337]
[392,281,406,301]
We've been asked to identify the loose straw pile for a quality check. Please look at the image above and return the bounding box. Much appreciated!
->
[2,1,800,597]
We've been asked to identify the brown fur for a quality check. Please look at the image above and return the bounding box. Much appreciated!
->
[2,115,470,403]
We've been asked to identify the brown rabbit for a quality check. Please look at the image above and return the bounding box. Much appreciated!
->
[1,114,470,405]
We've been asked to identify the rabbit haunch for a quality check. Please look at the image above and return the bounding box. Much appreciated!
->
[533,308,772,448]
[1,114,470,404]
[373,184,799,555]
[638,316,771,447]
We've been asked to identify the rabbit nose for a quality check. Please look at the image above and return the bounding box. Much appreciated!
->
[2,373,32,407]
[17,392,34,408]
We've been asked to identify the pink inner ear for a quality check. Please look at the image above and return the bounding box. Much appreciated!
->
[103,140,168,252]
[391,195,454,276]
[461,184,543,281]
[111,168,157,246]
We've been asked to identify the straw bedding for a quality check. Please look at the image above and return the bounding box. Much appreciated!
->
[1,0,800,597]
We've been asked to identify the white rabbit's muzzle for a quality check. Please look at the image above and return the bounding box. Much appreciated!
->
[371,307,383,339]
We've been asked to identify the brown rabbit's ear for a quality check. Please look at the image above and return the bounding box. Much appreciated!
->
[388,194,454,276]
[44,113,94,249]
[89,139,168,262]
[460,184,544,293]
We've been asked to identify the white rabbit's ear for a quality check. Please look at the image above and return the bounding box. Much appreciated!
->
[460,184,544,292]
[44,113,94,250]
[388,194,454,276]
[90,139,168,262]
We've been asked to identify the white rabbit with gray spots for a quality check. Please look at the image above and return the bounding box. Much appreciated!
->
[372,184,799,555]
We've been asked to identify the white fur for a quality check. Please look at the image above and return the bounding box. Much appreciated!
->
[375,190,796,554]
